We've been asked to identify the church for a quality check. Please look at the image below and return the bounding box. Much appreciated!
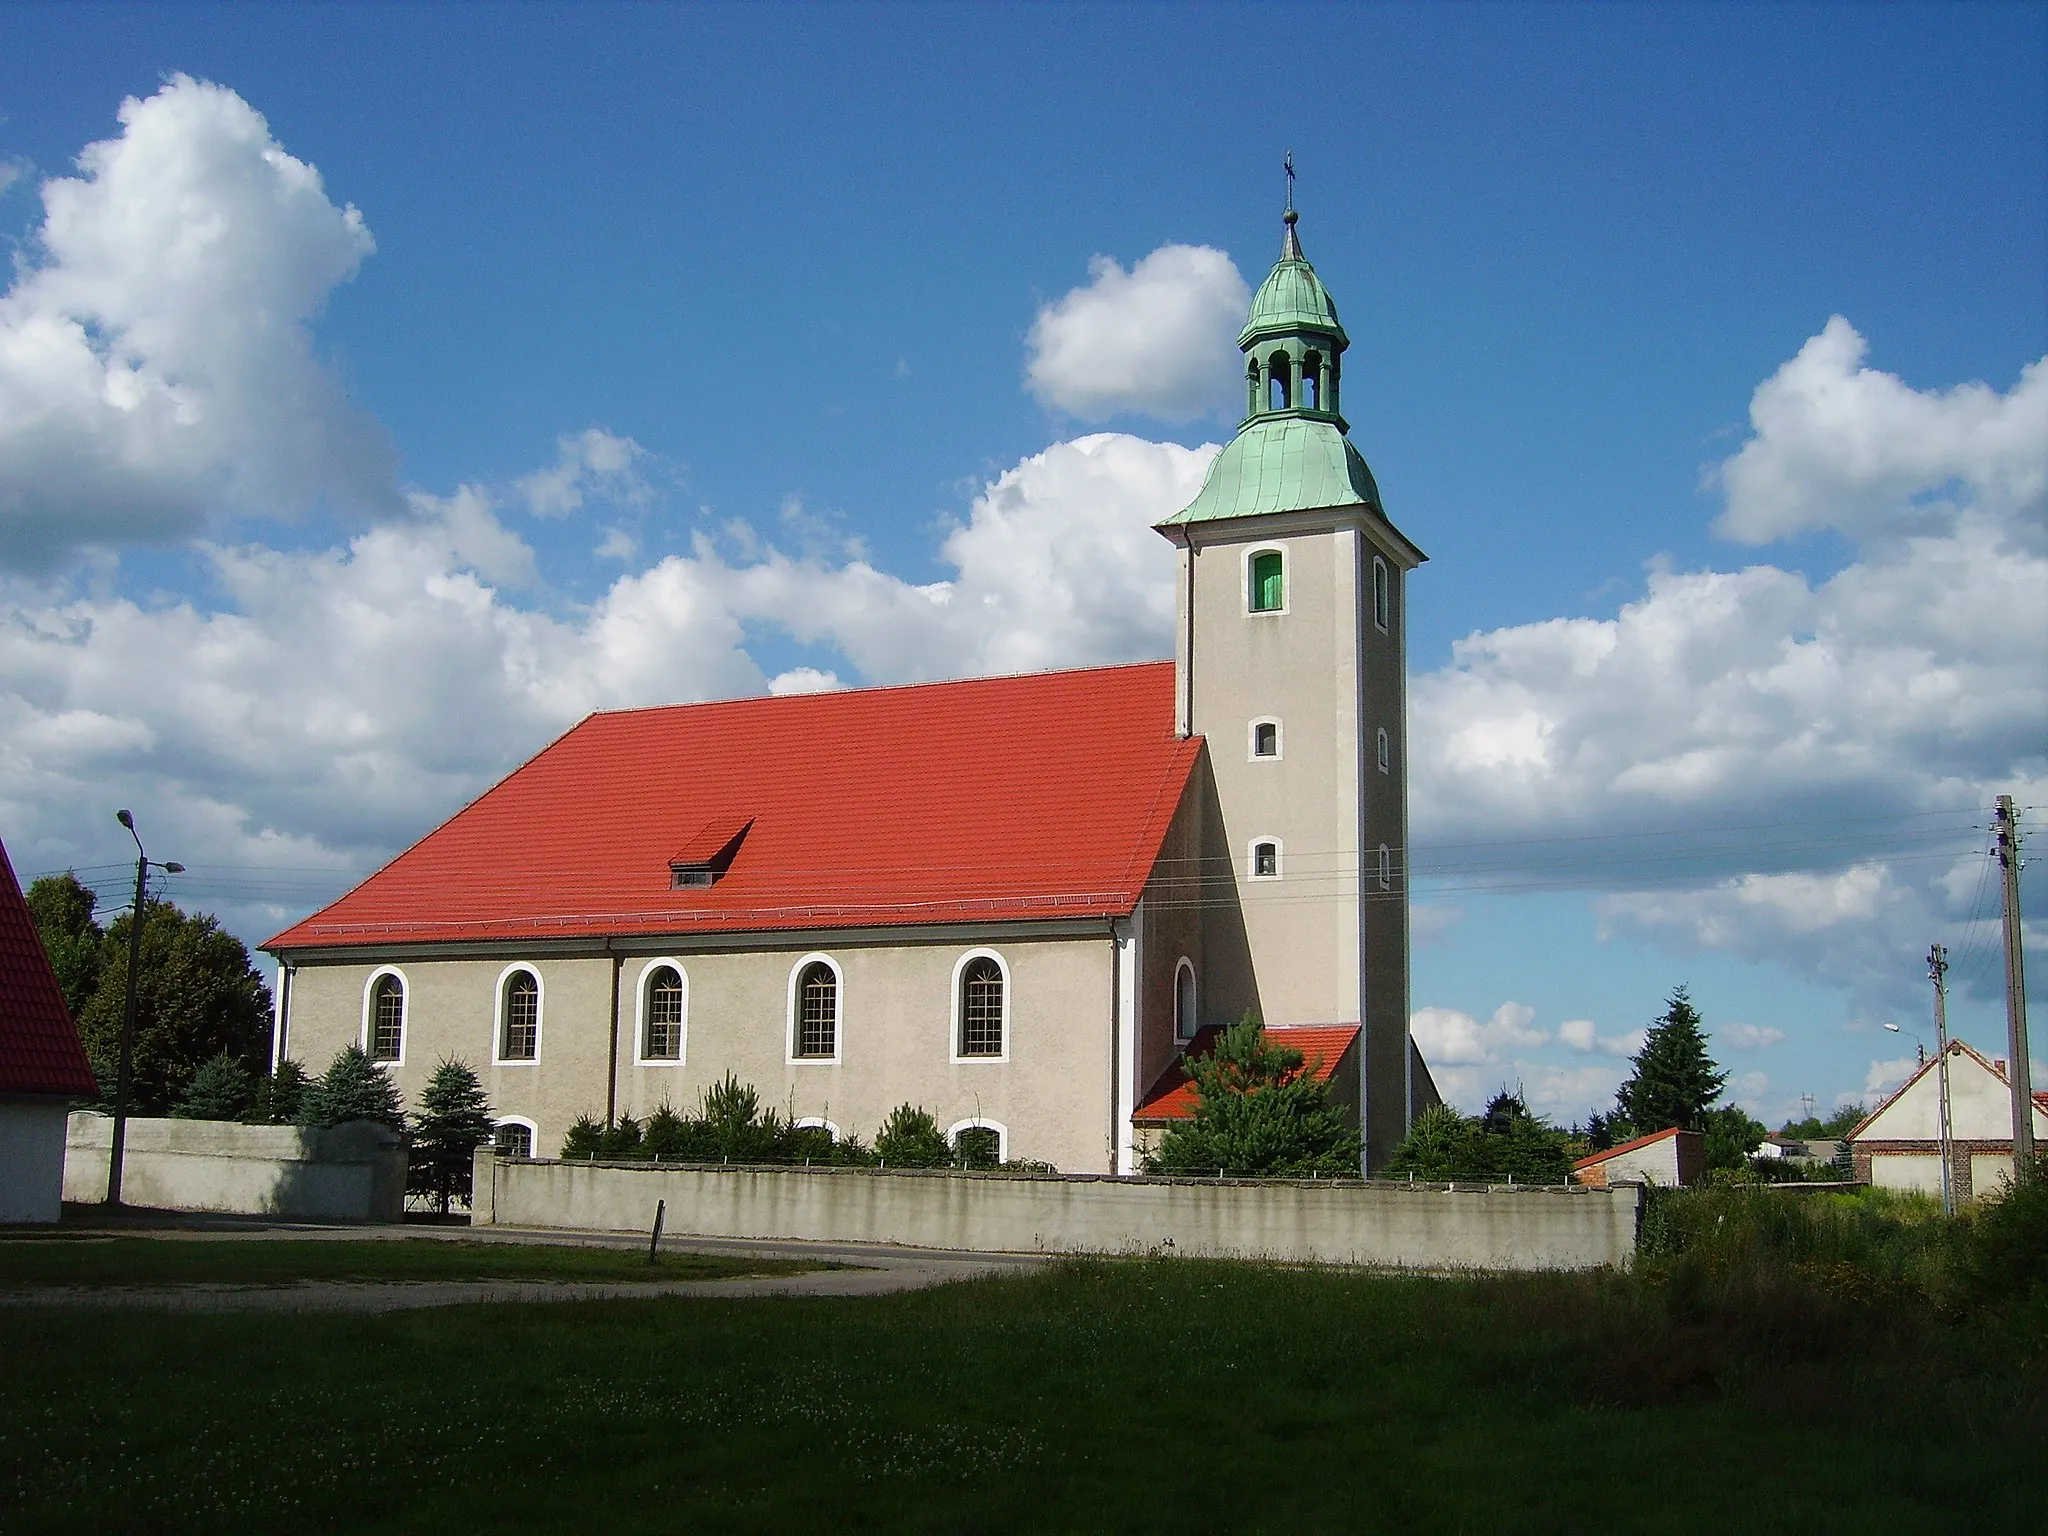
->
[265,197,1438,1174]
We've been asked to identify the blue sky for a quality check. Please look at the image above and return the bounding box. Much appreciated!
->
[2,2,2042,1128]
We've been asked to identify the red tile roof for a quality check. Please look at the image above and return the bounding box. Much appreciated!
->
[1133,1024,1359,1124]
[1572,1126,1684,1170]
[269,663,1202,951]
[0,839,98,1098]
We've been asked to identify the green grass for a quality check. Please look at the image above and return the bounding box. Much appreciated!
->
[0,1237,816,1289]
[1,1250,2040,1534]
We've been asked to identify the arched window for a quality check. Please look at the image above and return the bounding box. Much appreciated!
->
[1267,351,1291,409]
[642,964,684,1061]
[1248,549,1284,613]
[1302,352,1321,409]
[1377,727,1391,773]
[1174,959,1197,1041]
[951,1122,1005,1168]
[958,956,1004,1057]
[368,972,404,1063]
[1246,358,1261,417]
[792,958,839,1060]
[494,1119,534,1159]
[499,969,539,1061]
[1252,840,1281,880]
[1252,719,1280,759]
[1378,843,1394,891]
[1373,556,1391,632]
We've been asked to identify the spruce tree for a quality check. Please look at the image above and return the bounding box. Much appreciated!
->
[1614,986,1727,1134]
[407,1058,496,1213]
[251,1059,310,1124]
[1144,1014,1362,1177]
[300,1044,405,1131]
[874,1104,951,1168]
[170,1051,255,1121]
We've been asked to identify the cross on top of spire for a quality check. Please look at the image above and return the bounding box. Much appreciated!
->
[1281,149,1302,259]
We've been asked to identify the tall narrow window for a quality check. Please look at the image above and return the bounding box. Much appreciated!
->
[643,965,683,1060]
[1175,961,1197,1041]
[1377,727,1391,773]
[1253,840,1280,879]
[1268,351,1291,410]
[501,970,539,1060]
[369,974,404,1062]
[1378,843,1393,891]
[1302,353,1321,409]
[1249,550,1284,613]
[796,961,837,1058]
[1373,556,1390,632]
[1253,720,1279,758]
[958,957,1004,1057]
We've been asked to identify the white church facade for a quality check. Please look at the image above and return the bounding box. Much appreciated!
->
[266,201,1439,1173]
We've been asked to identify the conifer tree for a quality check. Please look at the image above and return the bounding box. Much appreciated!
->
[407,1058,496,1213]
[300,1044,405,1131]
[1144,1014,1361,1177]
[251,1059,310,1125]
[170,1051,255,1121]
[1613,986,1727,1135]
[874,1104,951,1168]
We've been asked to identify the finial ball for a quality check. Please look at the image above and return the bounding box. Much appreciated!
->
[1283,207,1298,225]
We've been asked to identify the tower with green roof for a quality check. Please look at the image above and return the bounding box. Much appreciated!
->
[1154,186,1428,1171]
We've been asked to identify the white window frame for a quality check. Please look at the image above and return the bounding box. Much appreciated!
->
[1249,837,1283,881]
[633,958,690,1066]
[947,1117,1009,1163]
[492,963,544,1066]
[792,1116,840,1141]
[1378,843,1394,891]
[1372,555,1391,634]
[786,952,844,1065]
[1243,543,1289,617]
[493,1115,538,1159]
[1174,957,1199,1041]
[949,948,1012,1064]
[1248,716,1283,761]
[361,965,409,1067]
[1377,726,1391,774]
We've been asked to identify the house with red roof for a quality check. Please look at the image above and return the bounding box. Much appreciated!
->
[0,838,98,1222]
[1848,1039,2047,1202]
[265,199,1439,1173]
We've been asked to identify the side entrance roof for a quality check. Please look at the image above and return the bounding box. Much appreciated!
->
[269,662,1203,952]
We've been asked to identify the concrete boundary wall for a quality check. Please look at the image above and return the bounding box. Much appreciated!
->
[474,1156,1642,1271]
[64,1114,407,1222]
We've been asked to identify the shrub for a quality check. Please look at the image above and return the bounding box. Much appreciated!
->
[1956,1155,2048,1313]
[953,1125,1002,1170]
[874,1104,951,1168]
[1382,1091,1574,1184]
[170,1051,255,1121]
[299,1044,405,1132]
[1145,1014,1361,1177]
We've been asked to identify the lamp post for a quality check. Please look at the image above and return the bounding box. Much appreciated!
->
[105,809,183,1209]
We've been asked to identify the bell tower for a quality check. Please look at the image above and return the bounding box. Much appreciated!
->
[1153,176,1426,1170]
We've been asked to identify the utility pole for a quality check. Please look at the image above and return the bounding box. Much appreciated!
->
[1995,795,2033,1168]
[1928,944,1954,1218]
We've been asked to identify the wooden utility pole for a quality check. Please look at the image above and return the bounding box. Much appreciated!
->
[1995,795,2033,1167]
[1929,943,1954,1217]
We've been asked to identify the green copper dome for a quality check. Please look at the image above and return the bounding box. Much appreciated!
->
[1239,217,1347,349]
[1161,417,1380,526]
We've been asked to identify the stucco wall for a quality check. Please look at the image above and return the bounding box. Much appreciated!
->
[476,1154,1641,1272]
[62,1113,406,1221]
[281,932,1119,1173]
[0,1096,71,1223]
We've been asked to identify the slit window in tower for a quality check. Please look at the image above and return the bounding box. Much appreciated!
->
[1250,550,1284,613]
[1373,556,1391,632]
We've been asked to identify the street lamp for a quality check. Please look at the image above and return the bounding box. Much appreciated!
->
[1887,1012,1954,1217]
[105,809,183,1209]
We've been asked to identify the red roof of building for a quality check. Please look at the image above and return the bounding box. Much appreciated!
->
[1572,1125,1685,1170]
[1133,1024,1360,1124]
[269,662,1202,951]
[0,838,98,1098]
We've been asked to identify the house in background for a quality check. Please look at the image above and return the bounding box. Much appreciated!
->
[0,838,98,1223]
[1572,1127,1704,1188]
[264,198,1438,1174]
[1848,1039,2047,1202]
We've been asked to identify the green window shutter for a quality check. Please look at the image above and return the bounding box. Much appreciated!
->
[1251,551,1284,612]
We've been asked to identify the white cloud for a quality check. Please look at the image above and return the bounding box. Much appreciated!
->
[515,428,651,518]
[1864,1055,1918,1101]
[1025,244,1249,422]
[1411,1002,1546,1066]
[0,159,25,197]
[1557,1018,1646,1057]
[594,526,639,562]
[1720,1022,1787,1052]
[767,667,843,696]
[1413,321,2048,1015]
[0,75,396,571]
[1716,316,2048,545]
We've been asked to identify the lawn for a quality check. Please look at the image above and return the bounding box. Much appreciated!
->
[1,1250,2039,1534]
[0,1236,814,1288]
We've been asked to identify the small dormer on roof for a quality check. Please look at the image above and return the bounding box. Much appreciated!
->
[669,816,752,890]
